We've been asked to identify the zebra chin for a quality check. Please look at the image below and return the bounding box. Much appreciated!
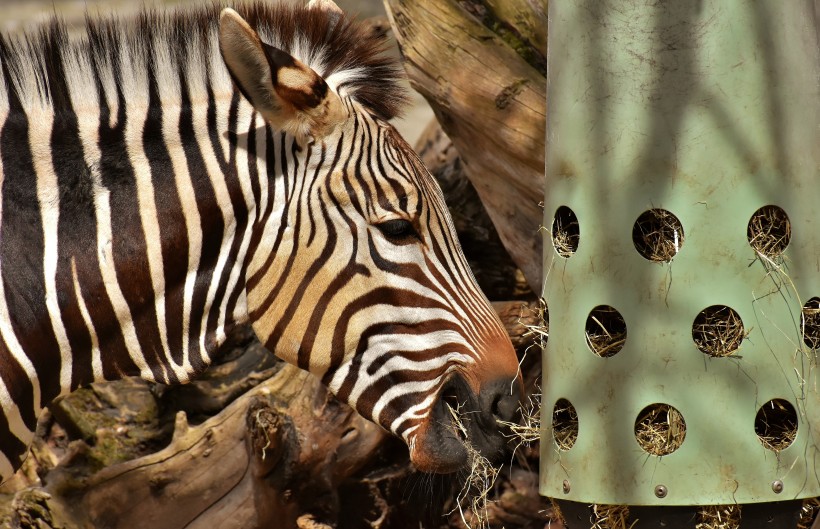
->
[408,373,523,474]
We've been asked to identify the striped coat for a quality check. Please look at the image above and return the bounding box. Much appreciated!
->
[0,0,522,479]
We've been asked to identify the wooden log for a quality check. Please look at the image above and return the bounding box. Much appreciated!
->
[385,0,547,292]
[24,364,386,529]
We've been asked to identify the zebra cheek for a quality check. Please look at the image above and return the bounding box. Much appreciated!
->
[479,333,520,382]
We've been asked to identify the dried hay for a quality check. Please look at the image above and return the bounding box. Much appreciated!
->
[754,399,797,452]
[549,499,567,527]
[692,305,746,357]
[586,306,627,357]
[634,404,686,456]
[695,504,741,529]
[748,205,791,258]
[447,403,499,529]
[797,497,820,529]
[802,297,820,350]
[521,297,549,343]
[591,504,633,529]
[552,399,578,451]
[499,299,546,455]
[552,206,580,257]
[632,208,683,262]
[497,391,541,454]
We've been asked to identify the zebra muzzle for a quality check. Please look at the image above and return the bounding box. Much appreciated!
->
[412,374,523,473]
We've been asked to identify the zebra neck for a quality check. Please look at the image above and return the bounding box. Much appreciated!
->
[0,83,270,415]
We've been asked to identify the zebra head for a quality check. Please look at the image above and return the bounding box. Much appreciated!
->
[219,5,523,473]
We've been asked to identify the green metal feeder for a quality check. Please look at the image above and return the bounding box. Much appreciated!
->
[541,0,820,526]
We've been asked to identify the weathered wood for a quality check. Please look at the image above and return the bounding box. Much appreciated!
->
[5,363,387,529]
[493,300,541,351]
[69,365,386,529]
[385,0,547,292]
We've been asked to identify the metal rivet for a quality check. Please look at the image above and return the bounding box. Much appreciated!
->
[654,485,668,498]
[772,480,784,493]
[562,480,571,493]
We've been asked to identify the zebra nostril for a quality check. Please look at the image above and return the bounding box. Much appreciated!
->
[483,379,522,424]
[493,392,520,423]
[491,393,503,418]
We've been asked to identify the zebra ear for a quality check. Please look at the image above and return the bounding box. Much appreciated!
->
[307,0,343,15]
[218,8,346,141]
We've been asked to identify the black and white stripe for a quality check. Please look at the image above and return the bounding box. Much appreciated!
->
[0,1,521,478]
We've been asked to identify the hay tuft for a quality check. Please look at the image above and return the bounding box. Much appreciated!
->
[695,504,741,529]
[747,205,791,258]
[802,297,820,350]
[499,299,547,455]
[591,504,632,529]
[634,404,686,456]
[552,206,580,257]
[585,306,627,357]
[552,399,578,451]
[754,399,797,452]
[549,500,567,527]
[521,298,549,344]
[497,391,541,454]
[797,497,820,529]
[632,208,684,262]
[447,404,499,529]
[692,305,746,357]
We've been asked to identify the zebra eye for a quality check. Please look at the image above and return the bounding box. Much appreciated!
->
[376,219,417,240]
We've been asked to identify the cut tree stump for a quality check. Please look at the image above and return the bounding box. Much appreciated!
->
[385,0,547,292]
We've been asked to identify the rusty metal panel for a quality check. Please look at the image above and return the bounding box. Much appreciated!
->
[541,0,820,505]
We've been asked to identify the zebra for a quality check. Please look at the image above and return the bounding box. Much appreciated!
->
[0,0,522,480]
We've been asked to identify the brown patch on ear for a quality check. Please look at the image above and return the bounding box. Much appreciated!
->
[260,43,346,140]
[219,7,346,141]
[263,43,327,110]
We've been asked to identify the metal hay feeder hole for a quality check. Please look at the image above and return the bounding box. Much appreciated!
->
[585,305,627,358]
[692,305,746,358]
[552,205,580,257]
[632,208,684,263]
[552,398,579,451]
[747,205,791,259]
[755,399,798,452]
[802,297,820,350]
[634,403,687,456]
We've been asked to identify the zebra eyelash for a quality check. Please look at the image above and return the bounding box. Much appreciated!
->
[375,218,418,241]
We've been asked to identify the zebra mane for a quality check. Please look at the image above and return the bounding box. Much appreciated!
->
[0,1,408,120]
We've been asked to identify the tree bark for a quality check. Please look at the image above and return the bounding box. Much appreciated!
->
[2,358,389,529]
[384,0,547,292]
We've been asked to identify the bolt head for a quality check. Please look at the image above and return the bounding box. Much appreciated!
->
[654,484,668,498]
[772,480,784,493]
[562,480,571,493]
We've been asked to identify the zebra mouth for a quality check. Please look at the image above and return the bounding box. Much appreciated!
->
[441,390,469,443]
[410,374,514,474]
